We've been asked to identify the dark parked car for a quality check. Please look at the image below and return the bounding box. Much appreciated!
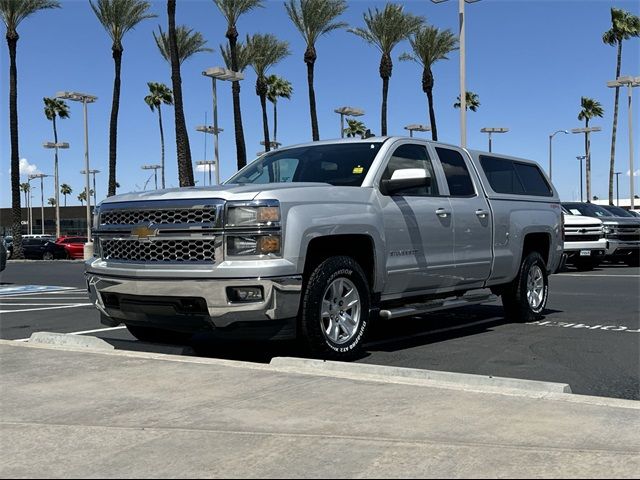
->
[22,238,69,260]
[1,238,6,272]
[600,205,636,218]
[3,235,12,259]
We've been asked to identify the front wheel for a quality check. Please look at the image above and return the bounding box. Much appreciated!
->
[502,252,549,322]
[300,256,371,360]
[42,251,54,260]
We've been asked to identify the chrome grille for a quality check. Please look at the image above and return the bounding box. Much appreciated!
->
[100,208,215,226]
[101,239,216,262]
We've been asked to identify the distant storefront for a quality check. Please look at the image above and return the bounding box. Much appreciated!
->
[0,206,93,237]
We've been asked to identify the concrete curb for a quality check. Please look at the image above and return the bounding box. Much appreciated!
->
[269,357,572,394]
[2,339,638,410]
[28,332,114,350]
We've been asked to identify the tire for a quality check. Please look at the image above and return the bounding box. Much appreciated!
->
[300,256,371,360]
[42,251,54,260]
[125,324,191,345]
[502,252,549,322]
[625,254,640,268]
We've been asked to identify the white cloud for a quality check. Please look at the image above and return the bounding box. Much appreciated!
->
[19,158,40,177]
[195,163,216,173]
[626,169,640,177]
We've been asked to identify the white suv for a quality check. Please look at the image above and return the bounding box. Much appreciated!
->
[562,207,606,270]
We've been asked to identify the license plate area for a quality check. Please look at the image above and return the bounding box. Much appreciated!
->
[580,250,591,257]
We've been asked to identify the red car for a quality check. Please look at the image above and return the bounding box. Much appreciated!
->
[56,236,88,259]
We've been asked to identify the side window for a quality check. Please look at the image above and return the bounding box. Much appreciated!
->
[481,156,552,197]
[381,144,439,196]
[435,147,476,197]
[513,163,553,196]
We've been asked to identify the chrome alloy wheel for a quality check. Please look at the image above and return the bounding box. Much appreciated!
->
[320,277,361,345]
[526,265,545,311]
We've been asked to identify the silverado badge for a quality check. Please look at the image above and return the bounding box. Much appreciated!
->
[131,225,158,241]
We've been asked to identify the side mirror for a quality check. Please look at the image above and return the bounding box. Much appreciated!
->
[380,168,431,196]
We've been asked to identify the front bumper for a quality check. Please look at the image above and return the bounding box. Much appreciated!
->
[86,271,302,339]
[563,239,607,261]
[605,239,640,257]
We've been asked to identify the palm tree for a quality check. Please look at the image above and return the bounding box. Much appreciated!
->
[144,82,173,189]
[246,33,290,152]
[60,183,72,206]
[213,0,263,170]
[285,0,347,141]
[343,119,367,138]
[167,0,194,187]
[78,190,94,206]
[1,0,60,259]
[153,25,213,64]
[266,74,293,145]
[399,25,458,141]
[47,197,56,207]
[90,0,156,197]
[454,91,480,112]
[20,182,30,211]
[349,4,423,136]
[603,8,640,205]
[578,96,605,204]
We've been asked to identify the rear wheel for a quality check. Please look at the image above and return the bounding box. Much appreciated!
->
[42,251,54,260]
[502,252,549,322]
[300,256,371,360]
[125,324,191,345]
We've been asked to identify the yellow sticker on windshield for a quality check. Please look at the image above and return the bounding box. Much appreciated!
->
[353,166,364,174]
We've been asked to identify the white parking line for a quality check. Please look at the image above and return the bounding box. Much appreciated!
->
[559,274,640,278]
[0,291,86,298]
[14,325,127,342]
[0,304,92,314]
[0,303,87,306]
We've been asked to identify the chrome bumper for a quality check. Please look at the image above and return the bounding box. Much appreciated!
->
[86,272,302,331]
[605,239,640,256]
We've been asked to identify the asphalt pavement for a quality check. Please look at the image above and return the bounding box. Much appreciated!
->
[0,260,638,400]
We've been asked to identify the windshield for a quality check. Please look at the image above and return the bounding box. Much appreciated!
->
[602,205,634,217]
[563,203,613,218]
[226,142,384,187]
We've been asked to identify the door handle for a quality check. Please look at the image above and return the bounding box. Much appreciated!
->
[475,209,489,218]
[436,208,451,218]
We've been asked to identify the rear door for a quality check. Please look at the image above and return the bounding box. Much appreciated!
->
[378,142,455,295]
[432,146,493,288]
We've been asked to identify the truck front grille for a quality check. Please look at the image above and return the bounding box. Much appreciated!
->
[101,239,216,263]
[100,208,215,226]
[565,235,601,242]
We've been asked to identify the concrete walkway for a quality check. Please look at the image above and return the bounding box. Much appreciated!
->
[0,340,638,478]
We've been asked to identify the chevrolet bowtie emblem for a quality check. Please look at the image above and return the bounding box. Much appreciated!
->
[131,225,158,241]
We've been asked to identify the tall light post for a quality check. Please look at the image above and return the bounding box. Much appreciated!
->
[141,164,162,190]
[576,155,586,202]
[56,91,97,252]
[260,140,281,150]
[29,173,49,234]
[43,141,69,238]
[196,125,223,185]
[196,160,216,187]
[431,0,480,148]
[25,176,34,235]
[547,130,568,181]
[607,75,639,209]
[202,67,243,185]
[614,171,622,206]
[80,169,100,206]
[480,127,509,153]
[571,126,602,203]
[404,124,431,138]
[334,106,365,138]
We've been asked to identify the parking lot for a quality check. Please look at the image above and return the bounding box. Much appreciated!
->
[0,260,638,400]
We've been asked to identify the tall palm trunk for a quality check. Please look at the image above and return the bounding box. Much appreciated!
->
[423,66,437,141]
[7,33,23,258]
[107,47,122,197]
[305,46,319,141]
[52,115,61,238]
[228,28,247,170]
[585,118,592,203]
[380,53,392,136]
[608,41,623,205]
[158,106,165,189]
[168,0,194,186]
[273,100,278,144]
[257,78,270,152]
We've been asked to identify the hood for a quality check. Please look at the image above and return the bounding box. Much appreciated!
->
[563,214,602,226]
[599,217,640,226]
[98,183,330,206]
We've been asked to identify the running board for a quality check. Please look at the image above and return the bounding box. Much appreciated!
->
[379,293,498,320]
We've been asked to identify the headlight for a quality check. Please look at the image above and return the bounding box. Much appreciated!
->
[226,203,280,227]
[227,235,281,257]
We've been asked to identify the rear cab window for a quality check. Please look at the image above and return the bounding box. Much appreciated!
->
[480,155,552,197]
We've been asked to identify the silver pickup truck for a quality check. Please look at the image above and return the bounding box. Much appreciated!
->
[86,138,563,359]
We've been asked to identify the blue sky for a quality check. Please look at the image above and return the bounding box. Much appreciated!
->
[1,0,639,207]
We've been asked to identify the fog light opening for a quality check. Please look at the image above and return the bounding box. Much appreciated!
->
[227,286,264,303]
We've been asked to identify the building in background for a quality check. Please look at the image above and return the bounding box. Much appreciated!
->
[0,206,93,237]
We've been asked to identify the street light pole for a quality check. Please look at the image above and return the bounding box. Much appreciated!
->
[480,127,509,153]
[572,126,602,203]
[577,156,586,202]
[607,76,639,210]
[615,171,622,206]
[548,130,568,181]
[142,165,162,190]
[334,107,365,138]
[29,173,48,234]
[43,141,69,238]
[80,169,100,206]
[56,91,97,251]
[404,124,431,138]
